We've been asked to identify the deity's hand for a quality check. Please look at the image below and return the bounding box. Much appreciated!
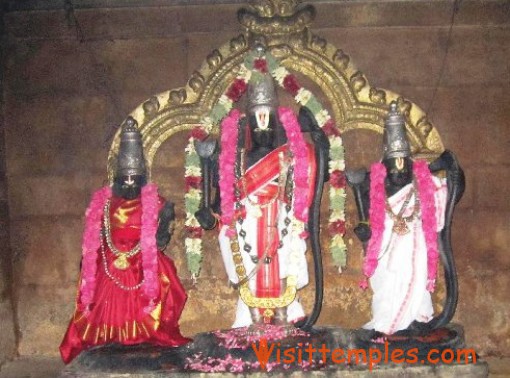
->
[195,207,217,230]
[429,149,465,204]
[354,222,372,243]
[429,150,457,172]
[159,201,175,223]
[194,139,217,159]
[345,168,368,186]
[156,202,175,250]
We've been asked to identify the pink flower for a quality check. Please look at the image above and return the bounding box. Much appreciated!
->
[363,162,386,279]
[414,160,439,290]
[278,107,311,223]
[226,79,247,102]
[190,127,208,141]
[79,186,111,312]
[219,110,241,227]
[329,170,346,189]
[225,227,236,239]
[141,183,161,308]
[328,220,346,235]
[322,119,340,137]
[283,74,301,96]
[185,226,203,238]
[185,176,202,190]
[427,279,436,292]
[359,279,369,290]
[299,230,309,239]
[253,58,268,73]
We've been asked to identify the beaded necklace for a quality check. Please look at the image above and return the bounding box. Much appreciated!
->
[102,200,141,270]
[99,228,144,291]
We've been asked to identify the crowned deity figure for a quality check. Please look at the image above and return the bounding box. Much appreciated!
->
[347,102,464,337]
[60,118,190,364]
[195,69,328,329]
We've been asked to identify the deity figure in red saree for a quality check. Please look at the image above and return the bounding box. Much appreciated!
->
[60,118,190,364]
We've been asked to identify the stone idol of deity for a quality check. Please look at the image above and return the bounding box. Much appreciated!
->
[195,70,328,329]
[60,118,190,364]
[347,102,464,337]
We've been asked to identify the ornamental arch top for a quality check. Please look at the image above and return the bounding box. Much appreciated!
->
[107,0,444,181]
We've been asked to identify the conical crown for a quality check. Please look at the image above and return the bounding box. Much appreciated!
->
[116,117,147,177]
[383,101,411,159]
[247,73,279,113]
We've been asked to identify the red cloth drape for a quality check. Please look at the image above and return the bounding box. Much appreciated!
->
[60,196,190,364]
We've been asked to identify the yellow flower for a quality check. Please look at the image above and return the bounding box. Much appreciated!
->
[272,67,288,85]
[184,188,201,200]
[331,234,346,246]
[185,216,200,227]
[238,66,252,82]
[329,159,346,171]
[295,88,312,105]
[330,209,346,221]
[219,95,233,111]
[315,109,331,127]
[185,238,202,253]
[185,165,202,177]
[329,136,343,148]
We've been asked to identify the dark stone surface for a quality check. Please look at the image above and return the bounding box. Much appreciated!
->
[60,325,488,377]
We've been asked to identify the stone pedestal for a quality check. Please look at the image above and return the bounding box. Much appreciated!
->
[60,325,488,377]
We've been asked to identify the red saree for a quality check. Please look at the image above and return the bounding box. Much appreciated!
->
[60,195,190,364]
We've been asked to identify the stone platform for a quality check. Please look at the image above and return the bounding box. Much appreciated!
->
[60,325,489,377]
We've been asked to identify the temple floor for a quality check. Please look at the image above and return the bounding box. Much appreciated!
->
[3,356,508,377]
[0,326,500,377]
[2,355,510,377]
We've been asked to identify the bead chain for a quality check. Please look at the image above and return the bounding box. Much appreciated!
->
[235,148,294,264]
[103,200,141,258]
[100,227,144,291]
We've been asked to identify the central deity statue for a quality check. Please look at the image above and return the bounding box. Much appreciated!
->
[196,71,324,328]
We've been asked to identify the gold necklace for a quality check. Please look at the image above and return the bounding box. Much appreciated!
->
[384,180,421,235]
[103,200,141,270]
[100,229,144,290]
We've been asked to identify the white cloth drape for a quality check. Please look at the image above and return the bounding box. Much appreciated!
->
[364,177,447,334]
[219,185,309,328]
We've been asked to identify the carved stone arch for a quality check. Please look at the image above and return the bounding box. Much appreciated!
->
[107,0,444,181]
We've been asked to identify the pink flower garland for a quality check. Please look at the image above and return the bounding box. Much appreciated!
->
[218,108,311,238]
[362,160,439,292]
[413,160,439,292]
[78,184,161,315]
[79,186,112,313]
[363,162,386,280]
[219,109,241,231]
[278,107,311,223]
[140,183,160,313]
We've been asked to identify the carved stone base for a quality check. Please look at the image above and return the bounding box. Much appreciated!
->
[60,325,488,377]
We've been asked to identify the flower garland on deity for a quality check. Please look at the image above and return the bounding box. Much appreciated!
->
[360,160,440,292]
[184,49,347,278]
[79,183,162,314]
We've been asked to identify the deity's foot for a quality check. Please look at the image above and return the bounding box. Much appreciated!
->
[391,320,433,337]
[245,322,296,338]
[354,324,468,361]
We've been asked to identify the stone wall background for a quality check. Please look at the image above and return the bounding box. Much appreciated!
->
[1,0,509,361]
[0,16,17,364]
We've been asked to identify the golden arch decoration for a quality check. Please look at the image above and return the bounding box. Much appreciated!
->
[107,0,444,181]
